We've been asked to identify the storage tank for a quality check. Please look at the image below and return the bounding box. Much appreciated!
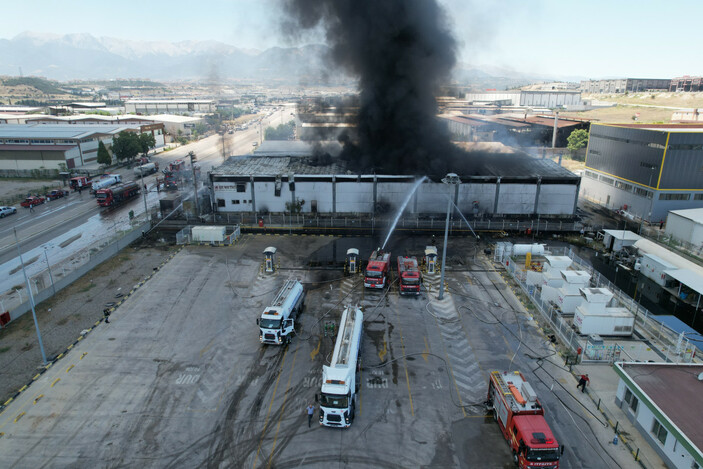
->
[512,244,545,257]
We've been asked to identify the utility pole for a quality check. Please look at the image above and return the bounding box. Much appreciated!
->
[438,173,461,300]
[139,166,149,221]
[552,112,559,148]
[189,151,200,218]
[14,228,47,364]
[44,247,55,296]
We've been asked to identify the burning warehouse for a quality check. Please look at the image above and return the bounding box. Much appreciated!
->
[209,140,580,218]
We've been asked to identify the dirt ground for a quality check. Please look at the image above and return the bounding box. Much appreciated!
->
[0,242,177,403]
[0,179,65,206]
[562,105,675,124]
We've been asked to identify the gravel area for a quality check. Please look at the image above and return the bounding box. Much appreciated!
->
[0,243,177,403]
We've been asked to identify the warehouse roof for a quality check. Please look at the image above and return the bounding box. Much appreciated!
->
[605,123,703,132]
[602,229,642,242]
[0,124,131,140]
[212,156,347,176]
[145,114,203,124]
[126,99,213,104]
[664,269,703,296]
[253,140,342,158]
[670,208,703,224]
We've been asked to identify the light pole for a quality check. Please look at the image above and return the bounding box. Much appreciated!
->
[639,162,658,234]
[44,247,55,296]
[139,165,149,222]
[438,173,461,300]
[14,228,47,364]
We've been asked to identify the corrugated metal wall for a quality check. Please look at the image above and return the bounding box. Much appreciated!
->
[660,133,703,190]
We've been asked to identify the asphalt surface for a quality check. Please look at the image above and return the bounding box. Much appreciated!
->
[0,234,640,468]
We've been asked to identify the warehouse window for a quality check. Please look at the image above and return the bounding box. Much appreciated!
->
[669,143,703,151]
[231,200,240,205]
[651,420,667,445]
[588,149,601,156]
[647,143,665,150]
[584,170,599,180]
[217,199,225,208]
[615,181,633,192]
[236,183,246,192]
[694,194,703,200]
[599,175,615,186]
[634,187,652,199]
[624,389,638,412]
[659,193,690,201]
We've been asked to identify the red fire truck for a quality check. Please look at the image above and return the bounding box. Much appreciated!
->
[364,249,391,289]
[96,181,140,207]
[486,371,563,468]
[397,256,421,295]
[69,176,92,191]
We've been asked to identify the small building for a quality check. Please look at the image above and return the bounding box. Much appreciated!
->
[581,124,703,222]
[144,114,204,136]
[602,229,642,252]
[666,208,703,247]
[614,362,703,469]
[125,99,214,115]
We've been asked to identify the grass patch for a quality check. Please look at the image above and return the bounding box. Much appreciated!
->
[0,346,11,354]
[79,283,96,293]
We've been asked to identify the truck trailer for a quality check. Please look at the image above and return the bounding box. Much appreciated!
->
[96,181,140,207]
[257,279,304,345]
[91,174,122,192]
[319,305,363,428]
[486,371,563,468]
[364,249,391,289]
[133,162,159,176]
[397,256,421,295]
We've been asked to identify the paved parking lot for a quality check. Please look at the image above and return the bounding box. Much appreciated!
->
[0,234,638,468]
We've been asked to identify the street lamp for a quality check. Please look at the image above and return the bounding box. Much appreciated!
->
[639,162,658,234]
[438,173,461,300]
[14,228,47,364]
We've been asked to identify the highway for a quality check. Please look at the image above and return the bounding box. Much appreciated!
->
[0,107,292,299]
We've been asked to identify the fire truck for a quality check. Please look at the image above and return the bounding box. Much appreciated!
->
[69,176,92,191]
[95,181,140,207]
[169,160,186,172]
[364,249,391,289]
[397,256,422,295]
[256,279,305,345]
[486,371,563,468]
[318,305,363,428]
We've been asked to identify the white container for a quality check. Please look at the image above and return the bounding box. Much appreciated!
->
[133,163,156,176]
[579,287,614,314]
[526,270,543,286]
[560,270,591,294]
[573,306,634,336]
[91,174,122,191]
[639,253,677,287]
[543,256,572,272]
[541,285,559,304]
[556,292,584,314]
[192,226,226,243]
[512,243,545,257]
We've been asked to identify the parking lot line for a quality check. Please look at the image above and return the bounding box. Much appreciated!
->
[267,344,300,468]
[253,347,289,469]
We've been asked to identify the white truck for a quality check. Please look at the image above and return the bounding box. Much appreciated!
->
[91,174,122,192]
[318,305,363,428]
[256,279,304,345]
[133,162,158,176]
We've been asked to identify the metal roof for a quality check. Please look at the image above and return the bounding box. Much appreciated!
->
[602,229,642,241]
[212,155,347,176]
[669,208,703,224]
[253,140,342,158]
[664,269,703,297]
[608,123,703,132]
[0,124,132,140]
[0,144,75,151]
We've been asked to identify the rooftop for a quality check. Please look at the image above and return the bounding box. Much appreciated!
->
[126,99,213,104]
[603,123,703,133]
[670,208,703,224]
[0,124,135,140]
[616,362,703,456]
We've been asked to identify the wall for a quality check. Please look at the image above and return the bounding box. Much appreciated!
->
[335,181,374,213]
[537,184,577,215]
[666,213,703,246]
[496,183,536,215]
[294,181,334,213]
[0,147,76,171]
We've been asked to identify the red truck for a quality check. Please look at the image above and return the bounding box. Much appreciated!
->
[364,249,391,289]
[45,189,69,200]
[486,371,563,468]
[69,176,91,191]
[96,181,140,207]
[21,196,45,208]
[397,256,422,295]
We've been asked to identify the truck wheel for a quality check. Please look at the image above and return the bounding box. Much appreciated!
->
[512,451,518,465]
[493,409,497,422]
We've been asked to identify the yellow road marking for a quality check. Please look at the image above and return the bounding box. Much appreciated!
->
[422,336,430,362]
[33,394,44,405]
[267,345,300,468]
[51,378,60,387]
[253,348,289,469]
[310,339,320,361]
[80,352,87,359]
[14,412,25,423]
[378,340,387,361]
[398,326,415,417]
[66,365,74,372]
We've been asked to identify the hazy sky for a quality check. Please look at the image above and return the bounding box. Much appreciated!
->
[2,0,700,79]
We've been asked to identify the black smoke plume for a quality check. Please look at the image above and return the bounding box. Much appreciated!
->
[284,0,472,177]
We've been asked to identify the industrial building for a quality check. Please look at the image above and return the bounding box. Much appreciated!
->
[22,114,199,136]
[665,208,703,247]
[209,140,580,217]
[614,362,703,469]
[124,99,214,115]
[464,90,583,109]
[670,76,703,92]
[0,124,164,172]
[581,124,703,222]
[580,78,670,94]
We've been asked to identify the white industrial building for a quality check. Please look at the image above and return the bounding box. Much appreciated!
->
[125,99,214,115]
[209,141,581,217]
[666,208,703,247]
[464,90,583,109]
[614,362,703,469]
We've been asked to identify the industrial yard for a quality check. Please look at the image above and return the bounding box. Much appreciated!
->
[0,234,641,468]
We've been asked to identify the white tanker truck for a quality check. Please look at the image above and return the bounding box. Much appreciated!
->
[256,279,304,345]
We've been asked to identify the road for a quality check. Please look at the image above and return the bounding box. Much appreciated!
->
[0,107,292,300]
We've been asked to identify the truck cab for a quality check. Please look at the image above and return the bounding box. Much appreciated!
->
[257,312,295,345]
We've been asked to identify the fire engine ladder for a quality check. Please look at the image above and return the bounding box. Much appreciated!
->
[491,371,512,397]
[337,308,356,366]
[273,279,297,307]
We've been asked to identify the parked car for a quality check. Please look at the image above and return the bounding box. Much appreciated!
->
[0,206,17,218]
[45,189,69,200]
[20,196,45,208]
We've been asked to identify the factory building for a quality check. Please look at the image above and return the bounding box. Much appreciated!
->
[209,140,580,218]
[124,99,214,115]
[0,124,163,172]
[580,78,670,94]
[465,90,583,109]
[614,362,703,469]
[581,124,703,222]
[670,76,703,92]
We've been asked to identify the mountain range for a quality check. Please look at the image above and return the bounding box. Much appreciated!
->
[0,32,576,85]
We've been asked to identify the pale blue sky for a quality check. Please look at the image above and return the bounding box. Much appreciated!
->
[3,0,701,79]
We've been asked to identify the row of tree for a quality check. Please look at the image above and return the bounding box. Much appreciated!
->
[97,131,156,166]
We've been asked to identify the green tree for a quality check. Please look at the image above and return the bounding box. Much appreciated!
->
[97,141,112,166]
[138,132,156,157]
[264,121,295,140]
[111,131,141,163]
[567,129,589,153]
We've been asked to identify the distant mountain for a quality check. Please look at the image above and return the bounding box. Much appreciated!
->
[0,32,335,82]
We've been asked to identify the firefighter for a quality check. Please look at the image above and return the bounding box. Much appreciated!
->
[577,374,590,392]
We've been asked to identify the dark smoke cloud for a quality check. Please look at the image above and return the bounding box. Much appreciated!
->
[284,0,475,178]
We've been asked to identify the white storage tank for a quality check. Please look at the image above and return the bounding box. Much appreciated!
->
[192,226,227,243]
[512,243,545,257]
[639,253,677,287]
